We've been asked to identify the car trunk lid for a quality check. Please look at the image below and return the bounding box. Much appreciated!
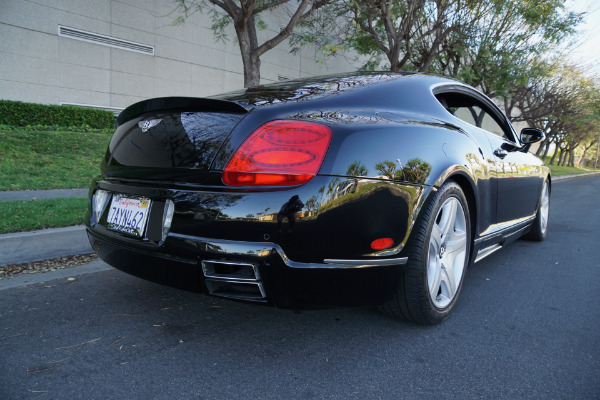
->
[103,97,251,184]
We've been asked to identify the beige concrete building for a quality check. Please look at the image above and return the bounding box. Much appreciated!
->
[0,0,358,112]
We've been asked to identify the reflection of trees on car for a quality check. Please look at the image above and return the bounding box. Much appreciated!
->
[172,192,243,221]
[346,160,369,177]
[403,158,432,183]
[304,196,318,214]
[375,158,432,184]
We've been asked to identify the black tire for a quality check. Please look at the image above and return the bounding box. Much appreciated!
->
[523,178,550,242]
[380,181,471,325]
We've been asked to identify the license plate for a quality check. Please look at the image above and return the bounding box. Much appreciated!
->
[106,195,151,237]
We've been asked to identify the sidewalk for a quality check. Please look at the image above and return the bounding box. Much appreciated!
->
[0,225,92,267]
[1,188,92,267]
[1,171,600,267]
[0,188,88,201]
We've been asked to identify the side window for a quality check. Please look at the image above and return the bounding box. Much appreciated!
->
[436,92,510,140]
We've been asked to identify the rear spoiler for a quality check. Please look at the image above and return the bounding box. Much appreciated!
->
[117,97,253,125]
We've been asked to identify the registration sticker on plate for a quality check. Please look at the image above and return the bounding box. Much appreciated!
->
[106,195,152,237]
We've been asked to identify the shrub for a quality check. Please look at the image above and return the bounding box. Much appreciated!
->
[0,99,115,129]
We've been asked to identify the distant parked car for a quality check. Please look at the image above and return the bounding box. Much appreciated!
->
[86,72,550,324]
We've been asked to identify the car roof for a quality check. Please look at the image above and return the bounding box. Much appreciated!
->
[210,71,461,108]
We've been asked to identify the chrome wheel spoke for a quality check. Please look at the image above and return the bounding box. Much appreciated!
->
[430,224,443,249]
[440,262,457,301]
[445,230,466,257]
[429,258,442,301]
[427,229,442,299]
[438,200,457,238]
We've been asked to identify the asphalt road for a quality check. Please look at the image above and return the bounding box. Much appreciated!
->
[1,177,599,400]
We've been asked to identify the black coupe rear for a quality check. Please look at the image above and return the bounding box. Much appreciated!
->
[86,72,550,324]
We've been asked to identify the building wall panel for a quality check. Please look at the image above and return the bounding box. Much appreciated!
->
[0,0,358,110]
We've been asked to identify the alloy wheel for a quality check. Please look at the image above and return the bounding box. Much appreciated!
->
[427,197,468,309]
[539,181,549,234]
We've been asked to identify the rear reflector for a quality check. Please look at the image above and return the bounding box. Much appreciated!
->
[371,238,394,250]
[223,120,332,186]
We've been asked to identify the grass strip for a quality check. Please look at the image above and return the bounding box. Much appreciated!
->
[0,198,88,234]
[0,128,111,191]
[545,162,592,177]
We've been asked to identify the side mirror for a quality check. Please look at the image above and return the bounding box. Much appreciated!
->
[520,128,544,145]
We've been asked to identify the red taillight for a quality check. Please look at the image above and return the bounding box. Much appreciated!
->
[223,120,332,186]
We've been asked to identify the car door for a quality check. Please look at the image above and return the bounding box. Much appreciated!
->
[435,88,543,226]
[483,122,543,224]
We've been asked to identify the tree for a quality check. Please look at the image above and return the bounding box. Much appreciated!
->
[442,0,581,98]
[302,0,476,72]
[510,63,600,167]
[501,60,565,160]
[174,0,329,87]
[298,0,580,97]
[579,97,600,167]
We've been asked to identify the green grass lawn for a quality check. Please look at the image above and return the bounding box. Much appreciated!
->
[544,159,593,176]
[0,198,88,234]
[0,128,111,191]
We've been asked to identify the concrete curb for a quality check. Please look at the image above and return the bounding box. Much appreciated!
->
[0,225,93,267]
[552,171,600,181]
[0,259,113,290]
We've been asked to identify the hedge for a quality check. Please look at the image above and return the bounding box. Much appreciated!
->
[0,99,116,129]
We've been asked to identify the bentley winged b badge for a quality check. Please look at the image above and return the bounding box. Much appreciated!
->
[139,118,162,132]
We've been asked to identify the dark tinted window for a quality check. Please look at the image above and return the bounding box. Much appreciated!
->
[436,92,511,140]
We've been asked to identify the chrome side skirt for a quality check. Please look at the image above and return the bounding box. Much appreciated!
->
[473,215,535,263]
[476,215,535,244]
[474,244,502,263]
[323,258,408,267]
[169,233,408,269]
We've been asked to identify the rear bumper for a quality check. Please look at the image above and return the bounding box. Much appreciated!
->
[168,232,408,269]
[87,227,407,309]
[88,175,426,262]
[86,175,426,308]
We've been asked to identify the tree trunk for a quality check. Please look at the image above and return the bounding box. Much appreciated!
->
[565,149,572,166]
[549,144,560,166]
[535,139,547,157]
[236,16,261,88]
[578,142,596,167]
[241,53,261,88]
[558,149,564,166]
[542,142,551,162]
[558,149,566,166]
[576,150,584,167]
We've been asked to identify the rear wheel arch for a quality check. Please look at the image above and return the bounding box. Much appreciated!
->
[444,173,477,264]
[523,174,551,241]
[407,170,478,257]
[381,178,473,324]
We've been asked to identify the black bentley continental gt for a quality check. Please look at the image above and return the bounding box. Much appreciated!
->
[86,72,550,324]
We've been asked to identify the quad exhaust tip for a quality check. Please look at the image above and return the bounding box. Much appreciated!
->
[201,260,266,302]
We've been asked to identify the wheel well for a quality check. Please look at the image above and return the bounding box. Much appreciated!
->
[445,174,477,259]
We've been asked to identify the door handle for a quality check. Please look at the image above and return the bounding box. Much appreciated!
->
[494,149,508,159]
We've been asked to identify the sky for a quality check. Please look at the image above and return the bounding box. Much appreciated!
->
[565,0,600,78]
